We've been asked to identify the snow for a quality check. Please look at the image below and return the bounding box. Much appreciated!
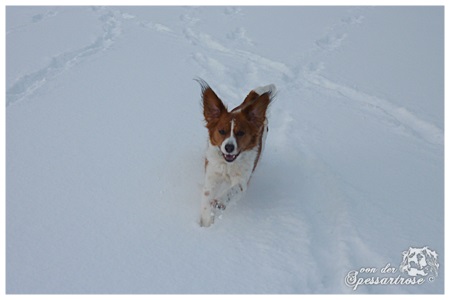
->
[5,6,444,294]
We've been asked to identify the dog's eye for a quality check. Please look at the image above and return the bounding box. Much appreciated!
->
[236,130,245,137]
[218,129,226,135]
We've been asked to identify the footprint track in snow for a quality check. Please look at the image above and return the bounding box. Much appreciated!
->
[267,107,376,292]
[184,27,294,85]
[312,8,368,55]
[302,68,444,146]
[6,8,123,107]
[31,10,59,23]
[316,33,348,51]
[298,8,443,147]
[6,8,60,35]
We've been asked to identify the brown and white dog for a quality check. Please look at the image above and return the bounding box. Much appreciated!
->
[197,80,276,227]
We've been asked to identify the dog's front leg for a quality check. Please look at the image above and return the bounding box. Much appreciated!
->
[200,174,229,227]
[200,190,215,227]
[216,181,247,208]
[201,175,250,226]
[200,182,244,227]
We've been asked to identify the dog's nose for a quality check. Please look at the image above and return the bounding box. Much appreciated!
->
[225,143,235,153]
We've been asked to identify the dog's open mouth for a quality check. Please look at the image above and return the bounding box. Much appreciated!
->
[223,153,239,163]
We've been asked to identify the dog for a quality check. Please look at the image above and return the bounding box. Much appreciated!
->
[197,79,276,227]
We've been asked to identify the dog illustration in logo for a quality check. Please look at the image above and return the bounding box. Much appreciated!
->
[399,246,439,278]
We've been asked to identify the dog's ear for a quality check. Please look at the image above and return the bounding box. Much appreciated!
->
[202,87,226,122]
[240,90,260,107]
[243,92,271,126]
[197,80,227,123]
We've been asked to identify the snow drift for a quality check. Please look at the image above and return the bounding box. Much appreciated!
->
[6,6,444,294]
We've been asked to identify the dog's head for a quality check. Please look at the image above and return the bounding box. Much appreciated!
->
[198,80,272,163]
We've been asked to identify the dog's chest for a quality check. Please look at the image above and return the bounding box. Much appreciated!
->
[206,145,257,185]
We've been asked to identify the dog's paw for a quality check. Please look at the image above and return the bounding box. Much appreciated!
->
[199,200,226,227]
[200,214,214,227]
[210,199,226,210]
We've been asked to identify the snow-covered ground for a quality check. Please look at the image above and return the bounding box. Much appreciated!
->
[5,6,444,294]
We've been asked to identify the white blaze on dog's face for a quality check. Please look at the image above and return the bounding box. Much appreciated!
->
[201,83,271,163]
[219,118,239,162]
